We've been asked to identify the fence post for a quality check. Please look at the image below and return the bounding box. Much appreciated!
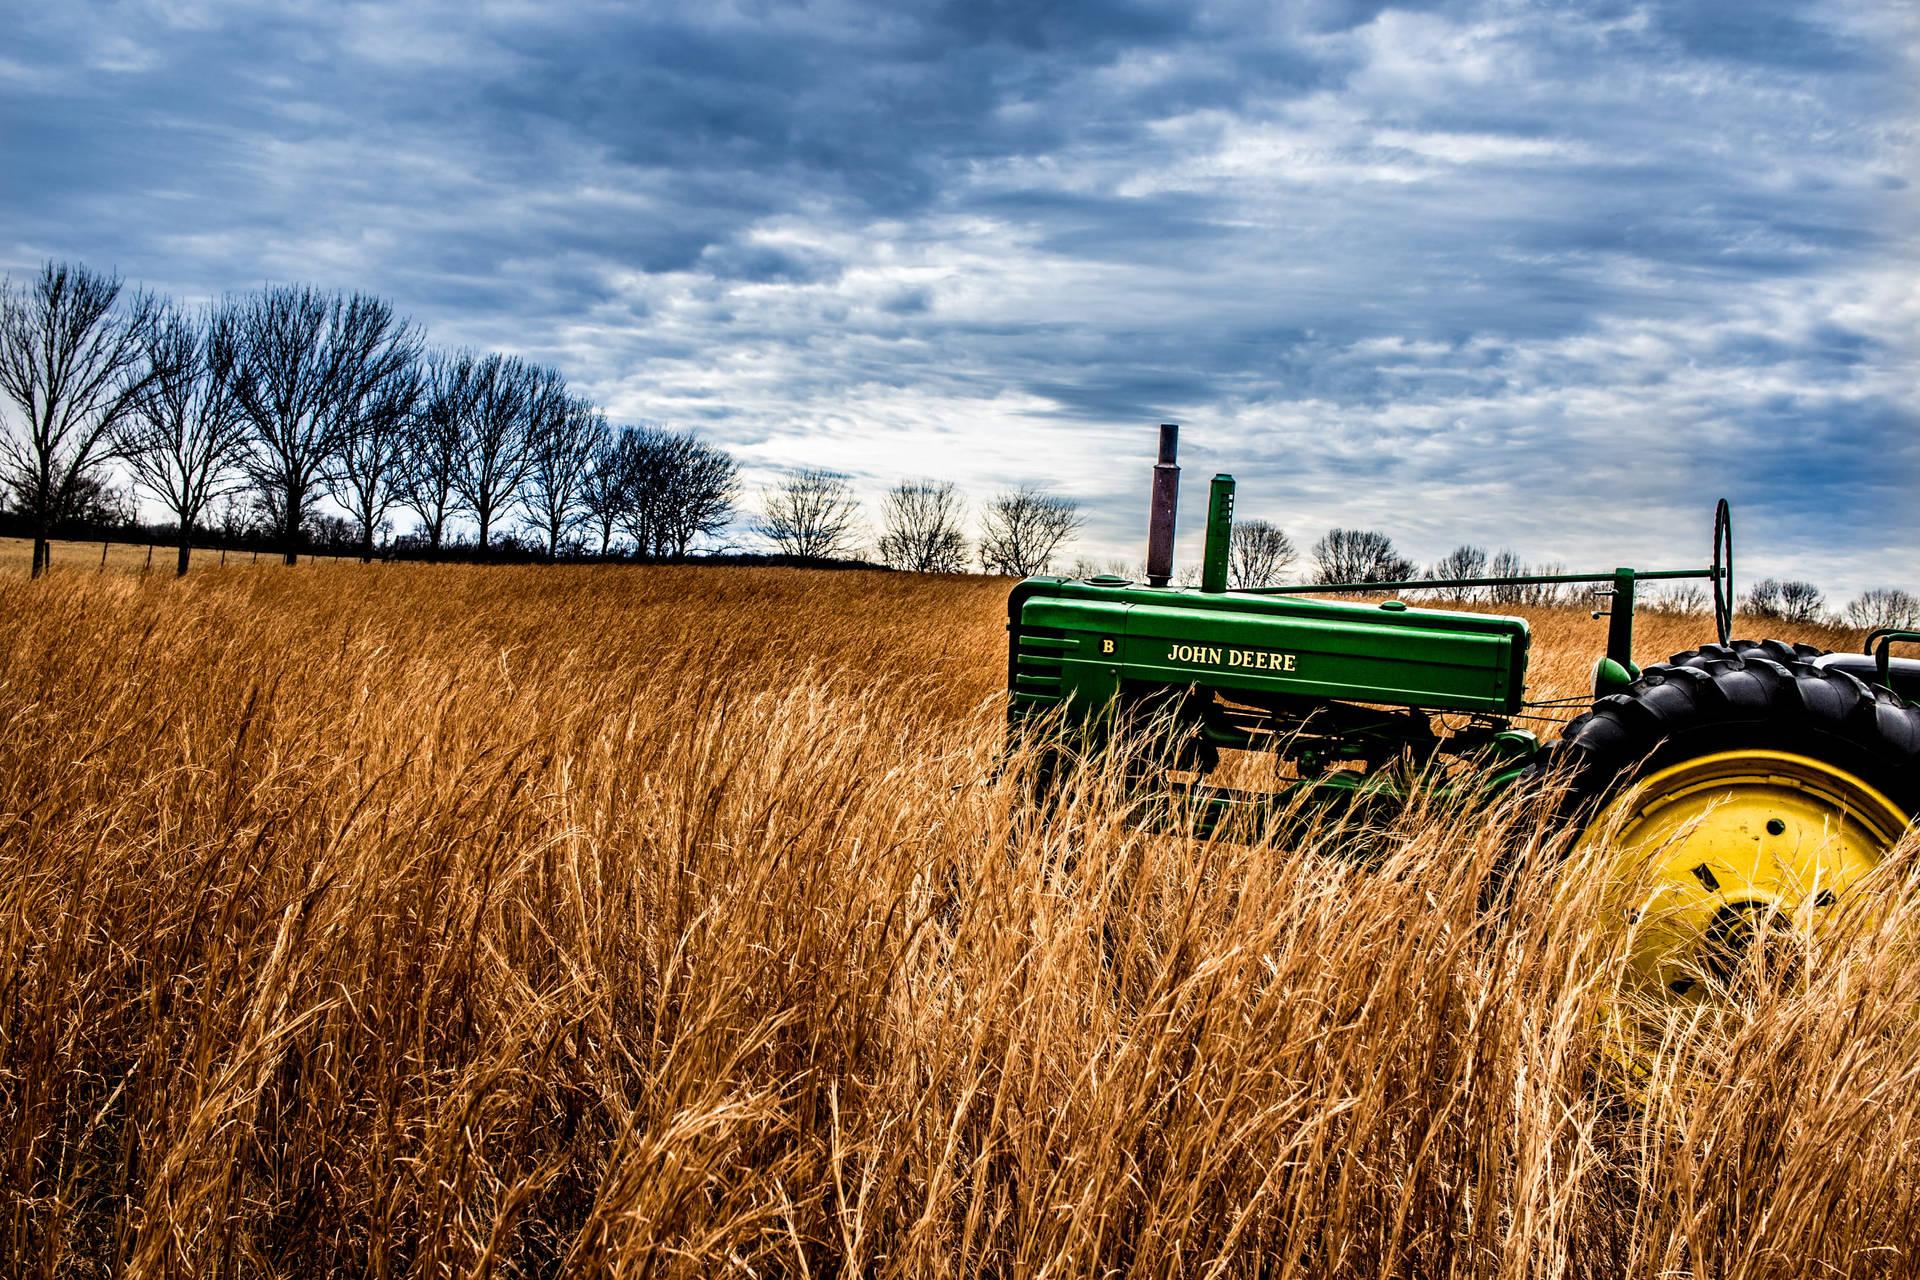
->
[101,540,109,570]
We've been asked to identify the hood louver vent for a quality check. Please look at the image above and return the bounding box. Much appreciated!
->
[1011,625,1069,709]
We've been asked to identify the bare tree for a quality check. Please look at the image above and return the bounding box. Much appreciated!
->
[1845,587,1920,630]
[47,472,137,527]
[1228,519,1296,588]
[1746,577,1826,624]
[328,355,422,561]
[1426,544,1489,601]
[618,428,682,559]
[209,491,259,542]
[1486,550,1529,605]
[1067,556,1143,580]
[398,352,474,559]
[978,485,1082,577]
[580,426,636,557]
[760,467,862,560]
[1484,550,1571,607]
[878,479,969,572]
[654,435,738,558]
[1645,584,1710,615]
[1744,578,1782,619]
[452,353,540,552]
[587,425,738,560]
[234,285,418,564]
[1311,528,1415,587]
[118,301,249,575]
[522,395,607,558]
[0,262,159,577]
[1777,580,1827,624]
[1523,561,1572,607]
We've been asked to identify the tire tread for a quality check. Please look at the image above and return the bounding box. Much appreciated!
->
[1528,639,1920,818]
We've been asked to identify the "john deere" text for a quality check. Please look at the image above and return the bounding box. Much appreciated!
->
[1166,644,1299,672]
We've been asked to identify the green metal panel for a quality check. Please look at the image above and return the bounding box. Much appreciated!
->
[1009,578,1530,717]
[1012,595,1125,712]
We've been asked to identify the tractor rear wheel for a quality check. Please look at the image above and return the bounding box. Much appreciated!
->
[1534,639,1919,1025]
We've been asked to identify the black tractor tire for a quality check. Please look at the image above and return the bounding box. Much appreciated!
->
[1530,638,1920,822]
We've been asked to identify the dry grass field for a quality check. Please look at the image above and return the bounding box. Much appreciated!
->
[1,563,1914,1278]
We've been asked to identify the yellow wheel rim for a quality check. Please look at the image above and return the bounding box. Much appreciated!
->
[1580,749,1907,1014]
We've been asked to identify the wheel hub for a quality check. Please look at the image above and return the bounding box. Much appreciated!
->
[1693,899,1799,996]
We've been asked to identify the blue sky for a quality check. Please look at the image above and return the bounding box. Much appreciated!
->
[3,0,1915,596]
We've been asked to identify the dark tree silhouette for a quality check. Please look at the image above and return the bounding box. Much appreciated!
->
[328,355,422,561]
[522,396,607,558]
[978,486,1081,576]
[619,429,737,559]
[1482,550,1571,606]
[1426,544,1489,601]
[652,434,738,558]
[1311,528,1415,587]
[759,467,861,560]
[1745,578,1827,624]
[878,480,969,572]
[0,261,159,577]
[1845,588,1918,629]
[579,426,637,557]
[118,301,249,575]
[233,285,419,564]
[452,353,542,551]
[398,352,474,559]
[1228,519,1296,588]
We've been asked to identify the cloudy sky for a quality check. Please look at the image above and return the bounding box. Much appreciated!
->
[4,0,1916,595]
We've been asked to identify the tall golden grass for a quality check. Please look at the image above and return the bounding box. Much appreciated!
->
[1,564,1914,1278]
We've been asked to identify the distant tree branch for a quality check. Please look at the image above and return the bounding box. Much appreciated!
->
[0,261,160,576]
[1228,519,1296,588]
[759,468,861,560]
[1311,528,1414,589]
[234,285,419,564]
[118,300,250,574]
[521,395,607,558]
[878,479,969,572]
[978,486,1080,577]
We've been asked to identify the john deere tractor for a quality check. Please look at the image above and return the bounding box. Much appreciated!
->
[1007,426,1920,1017]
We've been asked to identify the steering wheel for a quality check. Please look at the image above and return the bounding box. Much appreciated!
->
[1712,498,1733,647]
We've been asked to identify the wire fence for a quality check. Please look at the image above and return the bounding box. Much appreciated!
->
[6,534,892,577]
[0,536,375,576]
[129,542,374,570]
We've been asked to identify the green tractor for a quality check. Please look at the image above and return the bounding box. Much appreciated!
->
[1006,426,1920,1019]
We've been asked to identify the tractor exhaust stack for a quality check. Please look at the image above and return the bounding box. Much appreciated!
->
[1146,424,1180,587]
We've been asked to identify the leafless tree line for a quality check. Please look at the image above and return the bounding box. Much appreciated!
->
[582,426,739,560]
[0,262,738,576]
[1148,517,1913,626]
[1739,579,1918,629]
[1417,548,1913,627]
[762,472,1085,575]
[9,264,1910,608]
